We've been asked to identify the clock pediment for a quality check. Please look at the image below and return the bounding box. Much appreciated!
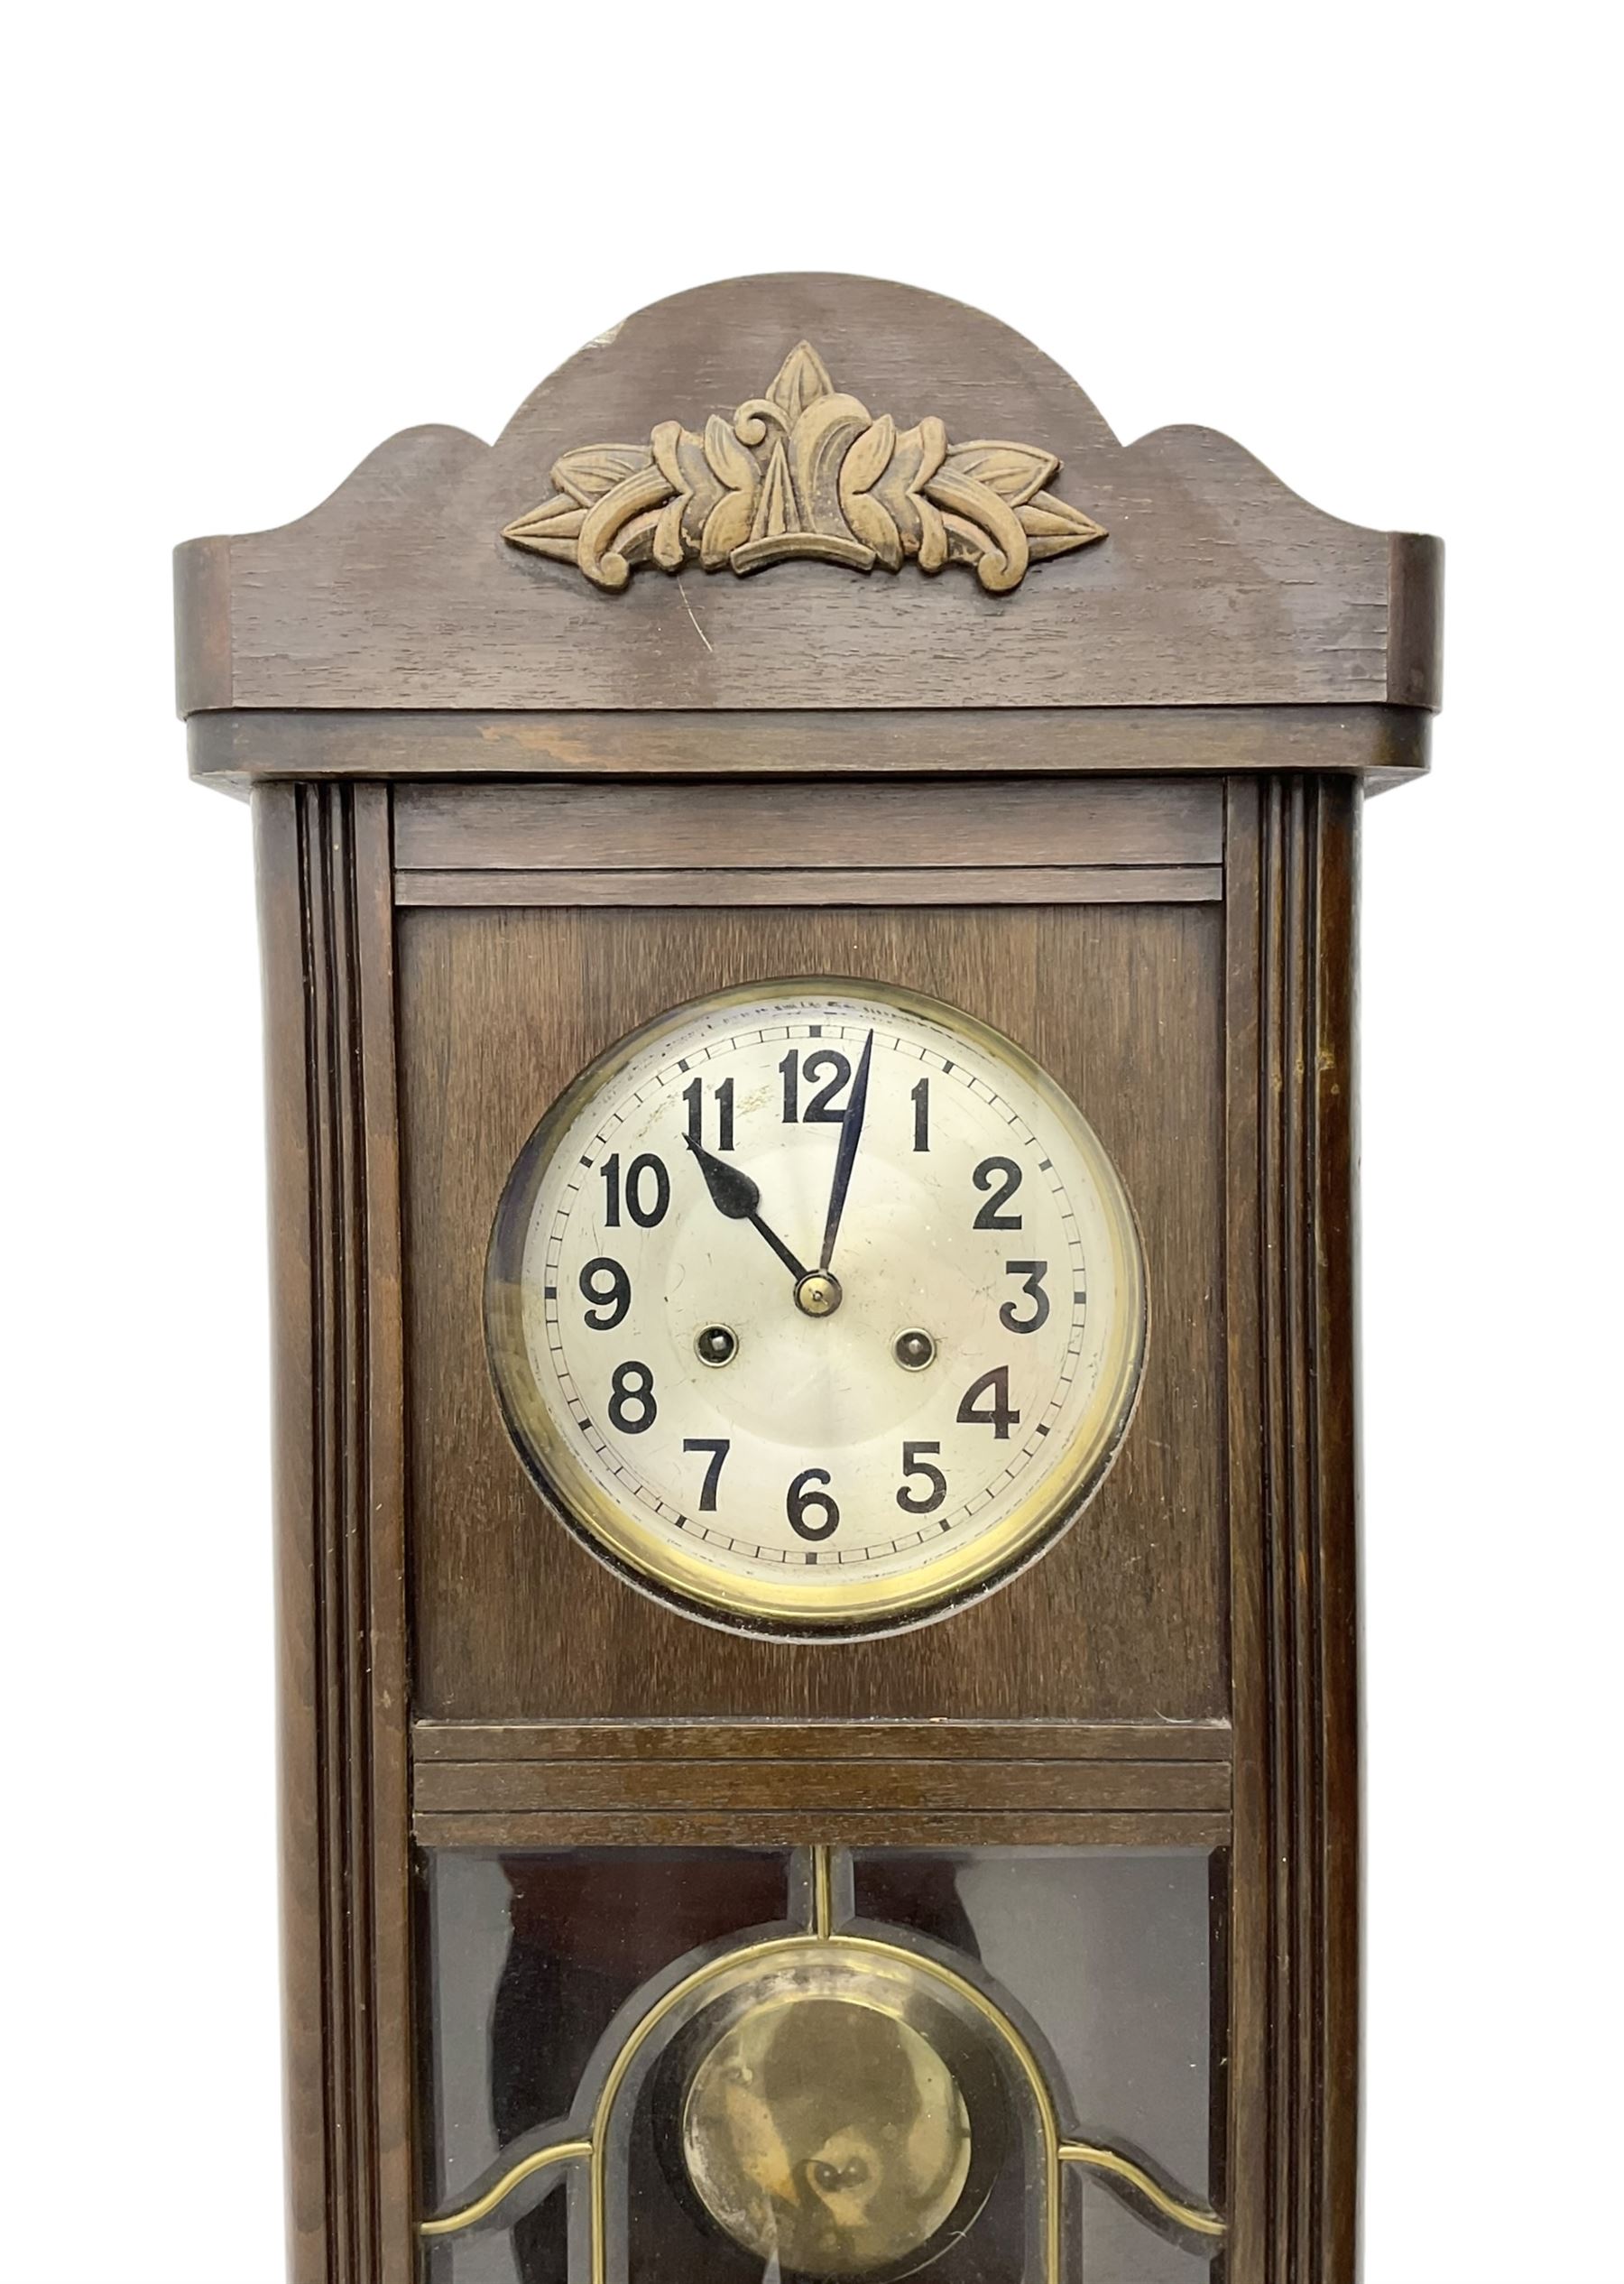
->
[174,271,1441,718]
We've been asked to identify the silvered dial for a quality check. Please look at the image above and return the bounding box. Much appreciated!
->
[486,979,1145,1634]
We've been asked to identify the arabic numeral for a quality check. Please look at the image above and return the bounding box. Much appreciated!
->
[599,1152,670,1229]
[999,1261,1049,1334]
[780,1048,853,1124]
[972,1156,1023,1230]
[682,1438,730,1511]
[786,1466,840,1540]
[683,1075,734,1151]
[577,1256,630,1330]
[896,1441,947,1515]
[607,1359,658,1434]
[956,1364,1020,1440]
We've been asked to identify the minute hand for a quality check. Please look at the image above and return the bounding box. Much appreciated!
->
[683,1136,811,1284]
[817,1029,875,1275]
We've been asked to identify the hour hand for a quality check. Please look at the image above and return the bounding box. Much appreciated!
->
[684,1136,810,1284]
[686,1135,762,1220]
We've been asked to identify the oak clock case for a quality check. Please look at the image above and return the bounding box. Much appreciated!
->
[175,272,1441,2284]
[485,978,1147,1636]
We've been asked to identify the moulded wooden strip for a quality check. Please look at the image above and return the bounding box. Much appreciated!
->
[1223,779,1269,2274]
[352,789,415,2284]
[394,865,1223,910]
[411,1720,1235,1763]
[412,1759,1232,1817]
[392,778,1223,872]
[254,788,330,2270]
[412,1811,1232,1852]
[256,786,416,2284]
[189,704,1430,792]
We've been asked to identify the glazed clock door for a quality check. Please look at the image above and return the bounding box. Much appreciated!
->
[418,1842,1225,2283]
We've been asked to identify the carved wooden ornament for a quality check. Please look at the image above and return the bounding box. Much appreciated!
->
[501,341,1106,595]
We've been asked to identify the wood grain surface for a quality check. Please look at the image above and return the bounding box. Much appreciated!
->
[412,1758,1231,1816]
[392,776,1223,871]
[189,702,1431,792]
[411,1719,1232,1761]
[394,865,1222,909]
[174,274,1442,717]
[255,785,413,2284]
[399,897,1228,1724]
[411,1810,1232,1852]
[1222,777,1361,2282]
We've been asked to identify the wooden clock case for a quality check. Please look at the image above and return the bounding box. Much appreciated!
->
[176,273,1442,2284]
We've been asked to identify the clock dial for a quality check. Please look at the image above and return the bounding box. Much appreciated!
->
[486,980,1146,1634]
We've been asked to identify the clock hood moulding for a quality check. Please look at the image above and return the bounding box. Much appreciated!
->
[173,273,1442,727]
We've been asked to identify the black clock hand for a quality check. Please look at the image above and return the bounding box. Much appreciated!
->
[817,1028,875,1275]
[684,1135,811,1284]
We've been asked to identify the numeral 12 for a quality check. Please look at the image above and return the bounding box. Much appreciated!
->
[780,1049,853,1124]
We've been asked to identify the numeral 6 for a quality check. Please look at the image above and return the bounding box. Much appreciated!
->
[787,1466,840,1540]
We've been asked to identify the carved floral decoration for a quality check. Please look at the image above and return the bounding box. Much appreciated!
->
[502,343,1106,595]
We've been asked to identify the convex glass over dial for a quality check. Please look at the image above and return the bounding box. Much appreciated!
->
[485,980,1146,1634]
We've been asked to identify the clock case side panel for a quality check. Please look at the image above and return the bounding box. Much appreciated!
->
[1223,775,1361,2284]
[255,782,415,2284]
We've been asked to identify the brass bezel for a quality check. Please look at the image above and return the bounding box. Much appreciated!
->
[484,977,1148,1638]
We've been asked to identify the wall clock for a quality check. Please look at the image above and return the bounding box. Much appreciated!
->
[176,273,1442,2284]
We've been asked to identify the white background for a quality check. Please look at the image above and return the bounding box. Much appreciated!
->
[5,5,1619,2280]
